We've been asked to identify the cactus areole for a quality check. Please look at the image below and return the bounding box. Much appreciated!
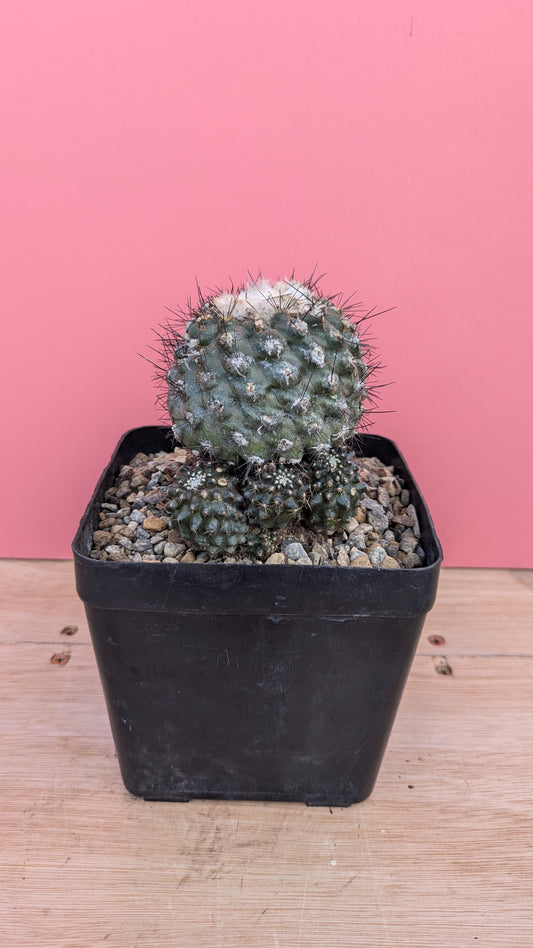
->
[166,278,372,465]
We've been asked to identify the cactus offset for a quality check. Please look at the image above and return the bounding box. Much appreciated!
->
[242,462,309,528]
[307,448,366,535]
[166,460,247,555]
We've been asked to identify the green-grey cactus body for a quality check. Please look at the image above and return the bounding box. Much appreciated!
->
[307,449,365,535]
[166,460,247,555]
[242,462,309,528]
[167,279,370,464]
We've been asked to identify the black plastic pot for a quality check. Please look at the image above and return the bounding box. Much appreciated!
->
[73,426,442,806]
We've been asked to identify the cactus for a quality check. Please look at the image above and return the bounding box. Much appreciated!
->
[242,462,309,528]
[307,448,366,535]
[166,460,247,555]
[166,278,372,465]
[158,274,379,557]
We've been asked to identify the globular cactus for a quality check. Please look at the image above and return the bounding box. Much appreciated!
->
[307,448,366,535]
[156,274,379,557]
[165,278,372,465]
[166,460,247,555]
[242,462,309,528]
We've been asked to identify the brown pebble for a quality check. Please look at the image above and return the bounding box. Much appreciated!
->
[337,548,350,567]
[143,516,166,532]
[403,552,422,569]
[392,513,414,527]
[92,530,113,547]
[382,554,401,569]
[265,552,286,565]
[180,550,196,563]
[350,553,372,568]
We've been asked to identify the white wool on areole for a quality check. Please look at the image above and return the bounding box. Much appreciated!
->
[211,279,318,322]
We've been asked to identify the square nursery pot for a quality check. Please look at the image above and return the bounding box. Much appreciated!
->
[73,426,442,807]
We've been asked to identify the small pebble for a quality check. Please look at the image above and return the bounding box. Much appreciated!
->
[377,487,390,508]
[149,531,168,544]
[310,543,325,565]
[382,554,401,569]
[92,530,113,547]
[407,504,421,538]
[106,546,128,562]
[351,553,372,568]
[350,547,365,561]
[164,541,185,558]
[399,533,418,554]
[265,552,286,565]
[369,545,387,567]
[180,550,196,563]
[143,516,166,532]
[283,542,312,565]
[132,539,152,552]
[403,552,423,569]
[337,548,350,567]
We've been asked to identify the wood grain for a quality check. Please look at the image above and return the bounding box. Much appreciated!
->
[1,561,532,947]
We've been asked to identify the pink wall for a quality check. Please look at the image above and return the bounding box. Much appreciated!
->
[1,1,532,566]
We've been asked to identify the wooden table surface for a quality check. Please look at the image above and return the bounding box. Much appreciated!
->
[1,560,532,947]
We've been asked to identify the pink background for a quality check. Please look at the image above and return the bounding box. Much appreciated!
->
[1,0,532,566]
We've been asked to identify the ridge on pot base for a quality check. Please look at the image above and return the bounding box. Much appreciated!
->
[73,426,442,807]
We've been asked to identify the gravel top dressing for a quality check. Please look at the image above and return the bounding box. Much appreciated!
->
[90,448,426,569]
